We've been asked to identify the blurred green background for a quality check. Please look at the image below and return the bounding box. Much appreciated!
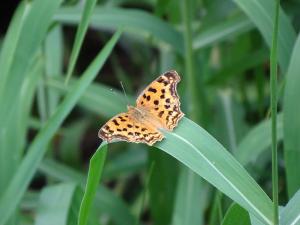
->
[0,0,300,224]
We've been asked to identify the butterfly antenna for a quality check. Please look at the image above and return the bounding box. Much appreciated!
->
[120,81,130,106]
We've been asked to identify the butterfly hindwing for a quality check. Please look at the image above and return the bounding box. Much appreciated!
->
[98,112,163,145]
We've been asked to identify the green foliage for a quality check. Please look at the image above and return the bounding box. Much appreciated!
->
[1,0,300,225]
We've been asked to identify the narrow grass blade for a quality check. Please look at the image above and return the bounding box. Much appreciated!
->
[34,183,79,225]
[78,144,107,225]
[0,31,121,225]
[221,203,251,225]
[280,190,300,225]
[0,0,63,126]
[39,158,138,225]
[54,6,184,54]
[232,0,296,72]
[270,1,280,222]
[65,0,97,84]
[193,15,253,50]
[284,34,300,197]
[0,1,30,94]
[0,0,62,195]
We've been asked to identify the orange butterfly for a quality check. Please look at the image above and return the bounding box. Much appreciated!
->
[98,70,184,145]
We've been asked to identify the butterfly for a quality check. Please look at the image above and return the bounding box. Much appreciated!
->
[98,70,184,146]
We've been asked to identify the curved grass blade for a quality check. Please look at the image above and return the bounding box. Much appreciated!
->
[65,0,97,84]
[0,31,121,225]
[99,117,273,224]
[0,0,63,126]
[155,117,273,224]
[232,0,296,73]
[283,34,300,197]
[78,143,107,225]
[0,0,62,196]
[54,6,184,54]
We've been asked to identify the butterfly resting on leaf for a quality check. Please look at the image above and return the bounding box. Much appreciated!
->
[98,70,184,146]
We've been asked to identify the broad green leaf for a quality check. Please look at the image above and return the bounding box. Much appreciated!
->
[222,203,251,225]
[65,0,97,83]
[0,31,121,225]
[280,189,300,225]
[54,6,184,54]
[78,144,107,225]
[232,0,296,73]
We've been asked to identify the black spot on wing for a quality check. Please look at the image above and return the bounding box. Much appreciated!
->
[148,87,157,93]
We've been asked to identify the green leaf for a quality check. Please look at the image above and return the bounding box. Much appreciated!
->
[34,183,80,225]
[0,0,62,195]
[100,117,273,224]
[39,158,137,225]
[44,25,63,116]
[284,33,300,197]
[0,30,121,225]
[0,0,63,126]
[193,15,253,50]
[236,114,283,166]
[148,150,178,225]
[155,117,273,224]
[54,6,184,54]
[280,189,300,225]
[232,0,296,72]
[46,76,133,118]
[78,144,107,225]
[222,203,251,225]
[65,0,97,83]
[172,168,204,225]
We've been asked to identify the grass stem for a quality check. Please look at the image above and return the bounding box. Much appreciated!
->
[270,0,280,224]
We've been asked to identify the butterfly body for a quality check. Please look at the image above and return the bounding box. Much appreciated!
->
[98,70,184,146]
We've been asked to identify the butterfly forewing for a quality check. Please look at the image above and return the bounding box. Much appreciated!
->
[135,70,184,130]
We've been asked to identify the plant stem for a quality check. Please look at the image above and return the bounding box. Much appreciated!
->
[182,0,199,121]
[270,0,280,224]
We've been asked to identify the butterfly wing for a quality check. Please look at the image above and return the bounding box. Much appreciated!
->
[98,112,163,145]
[136,70,184,130]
